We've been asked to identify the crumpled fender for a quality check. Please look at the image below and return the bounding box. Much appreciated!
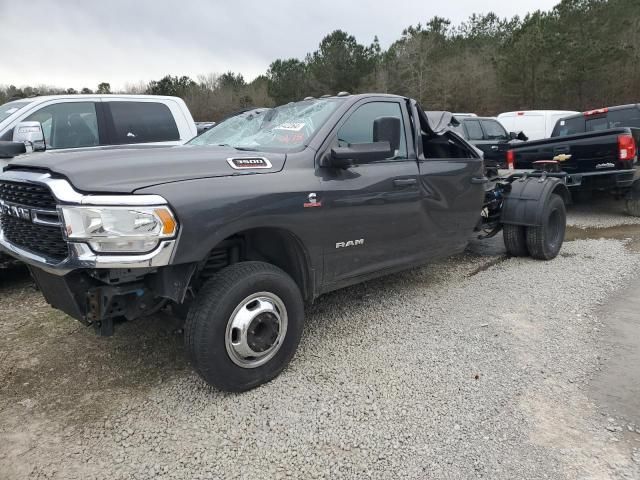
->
[501,176,570,227]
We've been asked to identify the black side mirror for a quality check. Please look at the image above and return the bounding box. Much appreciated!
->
[373,116,401,152]
[326,142,393,168]
[0,141,27,159]
[510,131,528,141]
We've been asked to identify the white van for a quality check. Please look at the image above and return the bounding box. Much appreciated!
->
[497,110,579,141]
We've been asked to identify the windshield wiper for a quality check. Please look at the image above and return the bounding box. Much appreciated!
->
[233,146,259,151]
[213,143,259,152]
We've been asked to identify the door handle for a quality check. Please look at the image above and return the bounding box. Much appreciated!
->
[491,145,499,150]
[471,176,489,184]
[393,178,417,187]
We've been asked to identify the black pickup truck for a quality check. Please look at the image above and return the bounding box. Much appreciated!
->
[0,94,568,391]
[447,115,527,168]
[506,104,640,214]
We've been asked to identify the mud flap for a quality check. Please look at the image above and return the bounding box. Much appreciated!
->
[501,176,569,227]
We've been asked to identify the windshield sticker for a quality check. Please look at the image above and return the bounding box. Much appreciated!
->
[276,133,305,144]
[274,122,305,132]
[6,108,18,114]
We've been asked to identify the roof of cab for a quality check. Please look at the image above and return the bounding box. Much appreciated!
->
[498,110,579,117]
[10,94,185,103]
[559,103,640,121]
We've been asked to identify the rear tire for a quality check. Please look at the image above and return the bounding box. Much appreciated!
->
[526,194,566,260]
[503,224,528,257]
[626,199,640,217]
[184,261,304,392]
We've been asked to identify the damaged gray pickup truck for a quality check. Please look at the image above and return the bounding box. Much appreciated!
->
[0,93,569,391]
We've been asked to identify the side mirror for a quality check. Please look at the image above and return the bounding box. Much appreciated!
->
[0,141,27,159]
[510,131,528,141]
[326,142,393,168]
[13,121,46,152]
[373,116,401,152]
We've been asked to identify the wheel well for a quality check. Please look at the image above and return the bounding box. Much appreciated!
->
[552,183,571,205]
[193,228,311,301]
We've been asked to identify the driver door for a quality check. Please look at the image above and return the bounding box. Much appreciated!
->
[316,99,423,288]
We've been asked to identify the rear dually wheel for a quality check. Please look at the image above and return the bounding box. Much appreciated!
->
[526,194,566,260]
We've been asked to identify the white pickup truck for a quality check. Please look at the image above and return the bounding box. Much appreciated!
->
[0,94,197,161]
[0,94,197,267]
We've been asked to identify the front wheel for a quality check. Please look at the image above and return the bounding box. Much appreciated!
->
[184,261,304,392]
[526,194,566,260]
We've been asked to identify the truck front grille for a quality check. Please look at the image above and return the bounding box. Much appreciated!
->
[0,180,68,261]
[0,181,58,209]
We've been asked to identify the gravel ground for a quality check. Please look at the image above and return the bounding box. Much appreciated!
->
[567,195,640,229]
[2,200,640,479]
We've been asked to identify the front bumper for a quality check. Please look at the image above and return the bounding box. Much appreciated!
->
[503,168,637,189]
[0,233,176,276]
[564,169,637,189]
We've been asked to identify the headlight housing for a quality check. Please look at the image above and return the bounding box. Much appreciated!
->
[61,205,177,253]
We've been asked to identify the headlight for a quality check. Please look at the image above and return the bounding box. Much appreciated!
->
[61,205,177,253]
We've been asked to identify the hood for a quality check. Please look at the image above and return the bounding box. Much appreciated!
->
[4,144,286,193]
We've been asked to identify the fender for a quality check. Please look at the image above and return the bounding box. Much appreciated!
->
[500,176,570,227]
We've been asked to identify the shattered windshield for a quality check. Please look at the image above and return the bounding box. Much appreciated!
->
[188,98,343,152]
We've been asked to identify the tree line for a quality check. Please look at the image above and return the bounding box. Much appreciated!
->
[2,0,638,121]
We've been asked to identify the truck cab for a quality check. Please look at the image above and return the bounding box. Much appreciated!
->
[448,115,526,169]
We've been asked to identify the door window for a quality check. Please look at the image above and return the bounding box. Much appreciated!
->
[463,120,484,140]
[107,102,180,144]
[337,102,407,160]
[480,119,508,140]
[25,102,99,149]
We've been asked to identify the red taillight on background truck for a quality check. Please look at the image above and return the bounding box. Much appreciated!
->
[584,107,609,116]
[506,150,515,170]
[618,134,637,161]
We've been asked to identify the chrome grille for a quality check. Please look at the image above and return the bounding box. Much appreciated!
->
[0,180,68,261]
[0,181,57,209]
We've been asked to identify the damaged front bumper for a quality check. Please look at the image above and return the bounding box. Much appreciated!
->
[25,262,195,336]
[0,232,177,276]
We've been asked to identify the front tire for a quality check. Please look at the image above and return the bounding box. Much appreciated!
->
[184,261,304,392]
[526,194,566,260]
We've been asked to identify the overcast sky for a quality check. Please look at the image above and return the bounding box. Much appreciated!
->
[1,0,559,90]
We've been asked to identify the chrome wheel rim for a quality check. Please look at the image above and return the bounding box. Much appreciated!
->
[225,292,288,368]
